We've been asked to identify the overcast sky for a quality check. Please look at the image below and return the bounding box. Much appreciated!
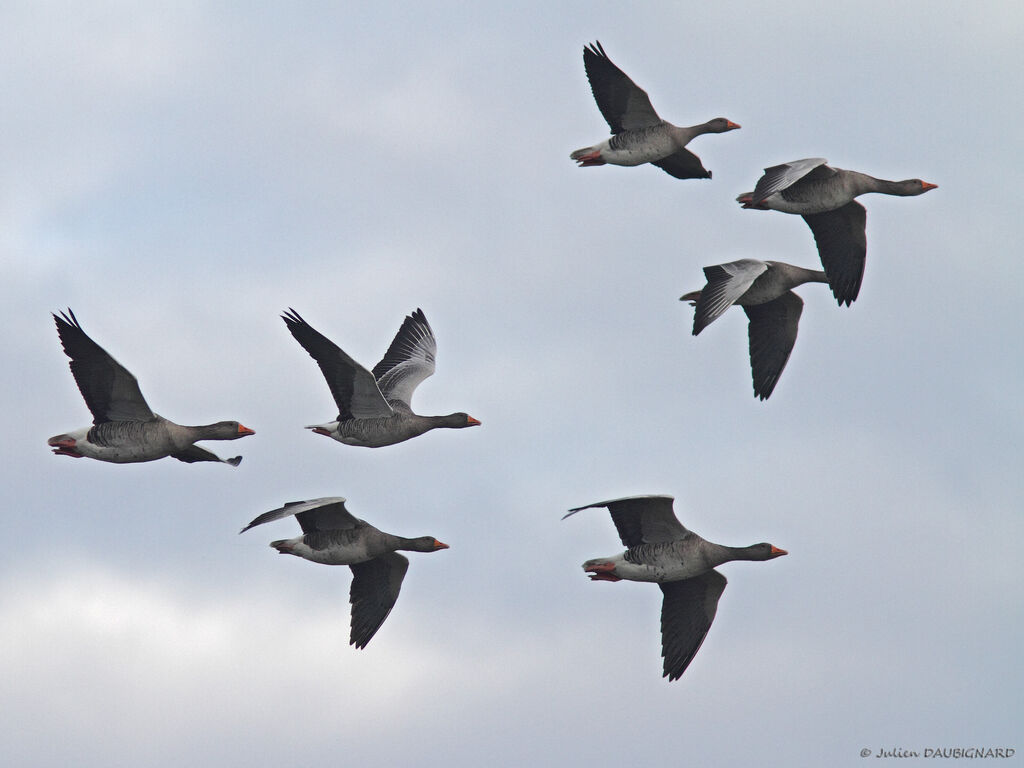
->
[2,2,1021,766]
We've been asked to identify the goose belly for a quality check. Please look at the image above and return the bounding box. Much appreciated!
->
[616,558,705,582]
[291,544,366,565]
[586,552,706,583]
[290,531,377,565]
[77,423,173,463]
[759,194,832,215]
[763,181,856,215]
[335,421,403,448]
[307,420,391,448]
[85,444,171,463]
[601,129,677,166]
[333,417,430,448]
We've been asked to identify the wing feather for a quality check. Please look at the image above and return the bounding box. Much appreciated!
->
[371,309,437,412]
[652,148,711,180]
[583,41,662,133]
[750,158,830,205]
[743,291,804,400]
[349,552,409,649]
[53,309,154,424]
[564,495,687,548]
[282,309,393,420]
[239,497,358,534]
[691,260,768,334]
[660,571,727,681]
[801,201,867,306]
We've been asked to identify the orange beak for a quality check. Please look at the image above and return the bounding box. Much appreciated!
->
[771,546,788,556]
[727,120,741,130]
[921,181,938,191]
[237,424,255,436]
[466,416,482,426]
[433,539,450,550]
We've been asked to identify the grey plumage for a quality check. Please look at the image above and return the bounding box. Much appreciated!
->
[571,41,740,179]
[241,497,448,649]
[680,260,829,400]
[738,159,937,305]
[48,309,253,464]
[565,495,785,681]
[281,308,480,448]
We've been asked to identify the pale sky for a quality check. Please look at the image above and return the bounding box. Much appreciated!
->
[2,2,1021,766]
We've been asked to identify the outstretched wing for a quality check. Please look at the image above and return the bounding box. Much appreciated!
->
[802,201,867,306]
[749,158,830,205]
[239,497,358,534]
[692,259,769,335]
[660,570,727,681]
[348,552,410,649]
[583,41,662,134]
[744,291,804,400]
[281,309,392,420]
[564,495,688,548]
[371,309,437,412]
[652,148,711,180]
[171,445,241,466]
[53,309,155,424]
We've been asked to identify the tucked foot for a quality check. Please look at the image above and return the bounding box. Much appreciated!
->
[583,560,620,581]
[570,147,606,167]
[736,193,768,210]
[47,437,83,458]
[51,447,84,457]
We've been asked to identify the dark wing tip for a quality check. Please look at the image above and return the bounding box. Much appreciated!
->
[52,308,85,343]
[833,289,860,306]
[410,307,429,327]
[53,307,80,328]
[652,150,712,181]
[583,40,608,60]
[237,513,261,534]
[562,500,609,520]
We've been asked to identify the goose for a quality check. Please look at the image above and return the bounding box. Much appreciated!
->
[570,41,740,179]
[281,308,480,448]
[563,495,786,681]
[679,259,829,400]
[48,309,254,465]
[737,158,937,305]
[240,497,449,648]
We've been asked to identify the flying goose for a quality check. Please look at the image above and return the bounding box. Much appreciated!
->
[737,158,937,304]
[570,41,740,179]
[282,308,480,448]
[564,495,786,681]
[48,309,254,465]
[679,259,829,400]
[241,497,449,648]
